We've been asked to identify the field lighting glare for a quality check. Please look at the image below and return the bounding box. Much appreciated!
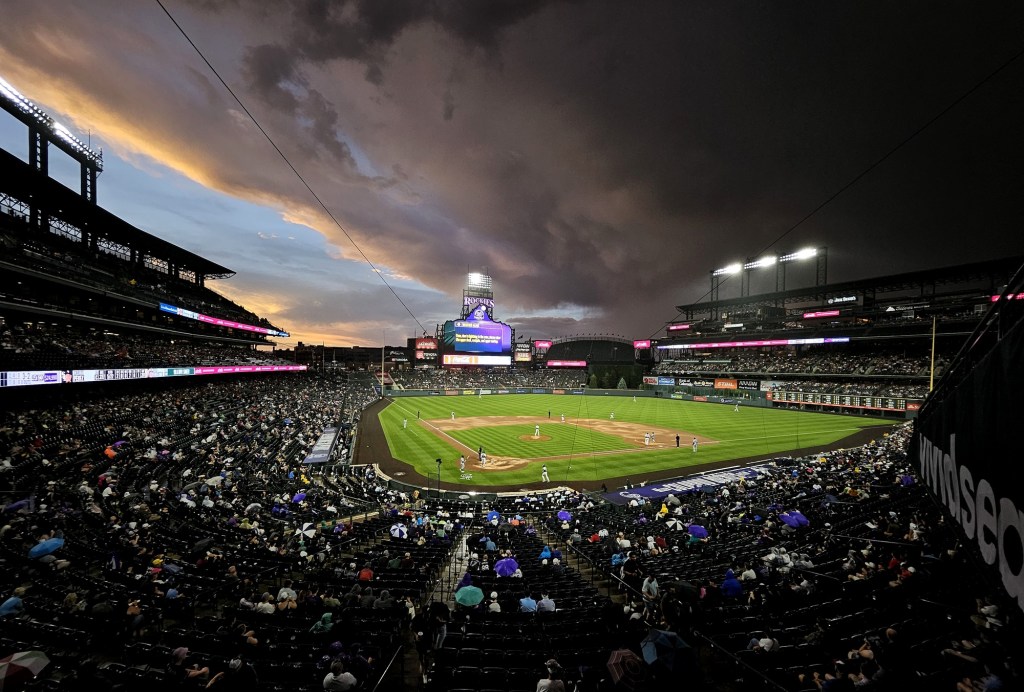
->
[780,247,818,263]
[743,255,776,270]
[712,263,742,276]
[466,272,492,289]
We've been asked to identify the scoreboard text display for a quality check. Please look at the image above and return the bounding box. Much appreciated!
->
[773,390,918,411]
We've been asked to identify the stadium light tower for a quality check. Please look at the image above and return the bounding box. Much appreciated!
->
[776,246,827,292]
[462,270,495,319]
[709,247,827,304]
[0,76,103,206]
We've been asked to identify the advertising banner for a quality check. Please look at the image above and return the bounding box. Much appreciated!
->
[661,336,850,350]
[415,337,438,350]
[0,364,308,388]
[692,378,715,388]
[463,390,476,395]
[514,352,533,362]
[160,302,289,337]
[602,465,768,504]
[714,378,738,390]
[693,395,708,402]
[442,354,512,366]
[547,360,587,367]
[534,340,553,349]
[0,371,61,387]
[74,368,151,382]
[302,427,339,464]
[760,380,782,392]
[737,379,760,390]
[642,376,659,385]
[193,365,307,375]
[553,389,566,394]
[911,320,1024,613]
[633,340,651,349]
[148,367,194,378]
[670,393,684,400]
[657,376,676,386]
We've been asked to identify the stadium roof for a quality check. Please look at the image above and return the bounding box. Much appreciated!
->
[675,256,1024,318]
[0,148,234,279]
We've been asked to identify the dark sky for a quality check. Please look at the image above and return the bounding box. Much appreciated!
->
[1,1,1022,345]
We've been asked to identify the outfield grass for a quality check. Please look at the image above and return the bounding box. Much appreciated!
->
[378,394,886,487]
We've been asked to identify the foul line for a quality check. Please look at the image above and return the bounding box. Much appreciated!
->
[387,400,478,458]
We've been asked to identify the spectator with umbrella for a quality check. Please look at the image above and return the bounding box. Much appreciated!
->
[454,585,484,610]
[607,648,646,690]
[641,629,696,679]
[495,556,519,577]
[0,650,51,689]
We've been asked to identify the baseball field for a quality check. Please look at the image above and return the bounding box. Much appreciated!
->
[375,394,890,488]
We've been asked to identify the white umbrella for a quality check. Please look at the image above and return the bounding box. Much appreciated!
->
[390,523,408,539]
[295,523,316,539]
[665,518,686,531]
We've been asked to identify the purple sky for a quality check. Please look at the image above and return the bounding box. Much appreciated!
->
[1,1,1022,347]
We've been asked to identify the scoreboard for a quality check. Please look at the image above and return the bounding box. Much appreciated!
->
[772,390,915,411]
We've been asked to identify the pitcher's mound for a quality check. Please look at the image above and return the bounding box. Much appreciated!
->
[519,434,552,442]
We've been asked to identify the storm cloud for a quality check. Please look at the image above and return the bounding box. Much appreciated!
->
[1,0,1022,346]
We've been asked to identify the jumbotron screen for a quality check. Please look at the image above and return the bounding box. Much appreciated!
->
[442,306,513,354]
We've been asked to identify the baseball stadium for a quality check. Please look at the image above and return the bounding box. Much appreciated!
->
[1,8,1023,692]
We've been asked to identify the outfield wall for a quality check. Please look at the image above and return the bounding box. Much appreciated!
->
[388,386,912,418]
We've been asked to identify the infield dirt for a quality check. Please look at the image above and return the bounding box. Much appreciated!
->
[422,415,715,471]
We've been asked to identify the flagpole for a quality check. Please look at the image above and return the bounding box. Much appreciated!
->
[381,329,386,400]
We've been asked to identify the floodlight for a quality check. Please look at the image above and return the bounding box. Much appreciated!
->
[743,255,776,270]
[780,247,818,263]
[466,272,492,289]
[712,263,742,276]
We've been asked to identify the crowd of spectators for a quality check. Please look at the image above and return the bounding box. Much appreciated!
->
[0,373,422,690]
[394,368,586,390]
[655,348,943,377]
[540,423,1018,690]
[0,319,294,371]
[0,362,1016,689]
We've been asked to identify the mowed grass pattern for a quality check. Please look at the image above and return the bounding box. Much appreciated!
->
[378,394,886,487]
[451,424,633,460]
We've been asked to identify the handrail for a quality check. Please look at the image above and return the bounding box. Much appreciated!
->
[921,259,1024,415]
[691,629,790,692]
[829,533,921,548]
[370,643,405,692]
